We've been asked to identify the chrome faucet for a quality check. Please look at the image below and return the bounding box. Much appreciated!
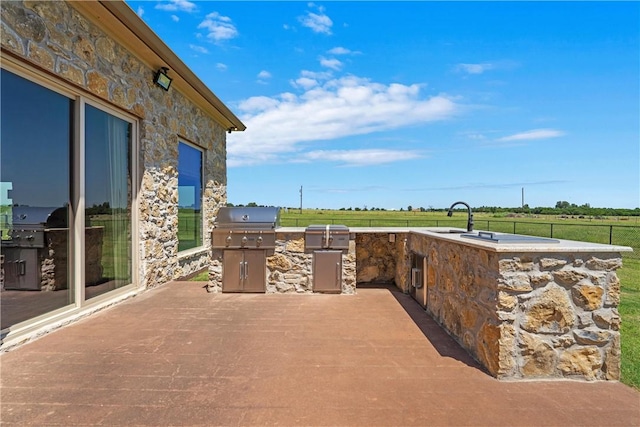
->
[447,201,474,232]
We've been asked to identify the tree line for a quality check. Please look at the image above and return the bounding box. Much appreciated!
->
[228,201,639,217]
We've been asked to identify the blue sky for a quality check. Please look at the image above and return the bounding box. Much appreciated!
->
[126,1,639,210]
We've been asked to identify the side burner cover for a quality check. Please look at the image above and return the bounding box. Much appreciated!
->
[304,224,350,251]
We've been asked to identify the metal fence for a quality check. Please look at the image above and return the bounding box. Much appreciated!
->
[282,217,639,259]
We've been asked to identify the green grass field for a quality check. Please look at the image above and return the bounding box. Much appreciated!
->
[618,257,640,389]
[280,209,639,389]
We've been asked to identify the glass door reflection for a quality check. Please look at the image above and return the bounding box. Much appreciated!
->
[0,70,73,329]
[84,104,132,299]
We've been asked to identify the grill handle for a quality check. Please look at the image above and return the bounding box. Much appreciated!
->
[244,261,249,280]
[18,260,26,276]
[325,225,330,248]
[336,262,340,287]
[239,262,244,282]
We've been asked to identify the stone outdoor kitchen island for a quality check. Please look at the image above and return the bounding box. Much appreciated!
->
[215,226,632,381]
[356,228,632,381]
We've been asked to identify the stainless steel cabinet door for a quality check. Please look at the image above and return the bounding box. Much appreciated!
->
[243,250,266,293]
[3,249,40,290]
[222,250,244,292]
[313,251,342,293]
[222,250,266,292]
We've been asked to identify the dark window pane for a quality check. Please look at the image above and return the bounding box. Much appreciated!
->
[1,69,73,329]
[178,142,202,251]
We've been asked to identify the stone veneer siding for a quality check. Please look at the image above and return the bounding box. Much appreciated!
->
[209,231,356,294]
[2,1,227,289]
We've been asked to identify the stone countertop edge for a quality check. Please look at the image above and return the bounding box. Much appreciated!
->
[274,226,633,254]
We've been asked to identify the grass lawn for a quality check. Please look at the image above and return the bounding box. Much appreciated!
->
[190,270,209,281]
[619,255,640,389]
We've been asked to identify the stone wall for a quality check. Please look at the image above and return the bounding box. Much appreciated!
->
[407,234,623,381]
[209,231,356,294]
[2,1,227,290]
[355,233,409,286]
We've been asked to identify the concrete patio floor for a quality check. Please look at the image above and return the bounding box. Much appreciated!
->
[1,281,638,426]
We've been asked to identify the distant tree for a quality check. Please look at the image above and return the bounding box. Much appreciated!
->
[407,205,413,212]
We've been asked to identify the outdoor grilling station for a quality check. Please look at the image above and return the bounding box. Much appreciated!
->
[207,205,632,380]
[0,206,105,292]
[211,206,280,292]
[210,206,355,294]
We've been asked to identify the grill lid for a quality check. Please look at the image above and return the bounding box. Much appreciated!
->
[214,206,281,229]
[305,224,349,233]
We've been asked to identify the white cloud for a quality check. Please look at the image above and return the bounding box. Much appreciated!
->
[455,60,520,75]
[257,70,272,85]
[227,76,460,167]
[319,57,342,70]
[300,149,423,166]
[171,15,179,22]
[216,63,228,71]
[299,5,333,34]
[136,6,144,17]
[292,77,318,90]
[198,12,238,42]
[301,70,333,80]
[189,44,208,54]
[497,129,565,142]
[328,47,351,55]
[155,0,196,13]
[456,63,495,75]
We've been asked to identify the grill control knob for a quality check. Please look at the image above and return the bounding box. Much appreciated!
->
[241,236,248,246]
[256,236,263,247]
[225,235,232,246]
[26,235,34,241]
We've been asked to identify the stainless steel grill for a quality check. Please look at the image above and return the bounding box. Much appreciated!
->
[2,206,67,290]
[212,206,281,293]
[212,206,280,250]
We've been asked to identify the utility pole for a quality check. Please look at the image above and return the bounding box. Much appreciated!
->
[299,185,303,214]
[522,187,525,208]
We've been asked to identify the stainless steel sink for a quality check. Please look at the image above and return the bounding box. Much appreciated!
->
[460,231,559,244]
[430,228,467,234]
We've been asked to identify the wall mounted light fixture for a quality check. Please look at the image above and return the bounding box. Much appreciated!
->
[153,67,172,91]
[227,127,238,134]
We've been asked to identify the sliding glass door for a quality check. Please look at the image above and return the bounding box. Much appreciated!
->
[85,104,133,300]
[0,68,135,331]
